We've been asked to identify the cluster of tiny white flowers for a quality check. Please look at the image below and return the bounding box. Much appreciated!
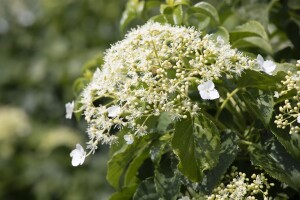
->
[206,166,274,200]
[274,60,300,134]
[74,21,253,155]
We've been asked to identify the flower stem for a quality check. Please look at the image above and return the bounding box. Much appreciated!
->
[216,88,240,119]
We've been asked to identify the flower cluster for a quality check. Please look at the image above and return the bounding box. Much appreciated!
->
[71,21,254,157]
[206,166,274,200]
[274,60,300,134]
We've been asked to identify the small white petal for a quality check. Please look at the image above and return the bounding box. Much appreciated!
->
[198,81,219,100]
[207,89,220,100]
[124,134,134,144]
[197,80,214,91]
[199,90,211,100]
[65,101,74,119]
[262,60,276,75]
[107,105,121,118]
[257,54,264,66]
[297,116,300,124]
[274,91,279,98]
[70,144,86,167]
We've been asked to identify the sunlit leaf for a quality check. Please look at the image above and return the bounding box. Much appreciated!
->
[230,20,268,42]
[188,2,219,24]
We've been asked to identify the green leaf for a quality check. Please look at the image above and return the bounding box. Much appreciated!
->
[188,2,219,24]
[199,130,239,193]
[172,5,183,25]
[120,11,136,33]
[133,178,160,200]
[154,170,180,200]
[210,26,230,44]
[249,139,300,192]
[120,0,145,32]
[230,21,268,42]
[124,148,150,187]
[274,62,298,74]
[157,112,173,133]
[107,134,151,190]
[188,14,210,31]
[174,0,191,6]
[237,69,279,90]
[232,37,272,54]
[150,14,168,24]
[240,89,274,127]
[270,119,300,160]
[171,114,220,181]
[109,185,137,200]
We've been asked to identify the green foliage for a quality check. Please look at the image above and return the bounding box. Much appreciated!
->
[172,114,220,181]
[199,130,239,194]
[101,1,300,199]
[249,137,300,192]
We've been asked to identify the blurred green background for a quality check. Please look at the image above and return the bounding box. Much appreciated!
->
[0,0,126,199]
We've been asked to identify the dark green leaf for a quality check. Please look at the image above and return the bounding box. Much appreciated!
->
[154,170,180,200]
[199,130,239,193]
[109,185,137,200]
[172,116,202,181]
[240,89,274,127]
[270,119,300,160]
[133,178,160,200]
[237,70,279,89]
[171,114,220,181]
[249,139,300,192]
[107,134,151,190]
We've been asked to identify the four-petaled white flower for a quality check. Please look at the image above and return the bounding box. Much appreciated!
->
[65,101,74,119]
[297,115,300,124]
[274,91,279,98]
[124,134,134,144]
[197,80,220,100]
[107,105,121,118]
[70,144,86,167]
[257,54,276,75]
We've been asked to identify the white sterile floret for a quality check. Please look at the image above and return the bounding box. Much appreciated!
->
[65,101,74,119]
[274,91,279,98]
[197,80,220,100]
[124,134,134,144]
[70,144,86,166]
[297,116,300,124]
[107,105,121,118]
[257,54,276,75]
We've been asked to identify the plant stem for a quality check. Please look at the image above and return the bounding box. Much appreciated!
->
[216,88,240,119]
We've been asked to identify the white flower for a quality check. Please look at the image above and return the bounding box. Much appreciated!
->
[123,134,134,144]
[107,105,121,118]
[297,115,300,123]
[274,91,279,98]
[197,80,220,100]
[70,144,86,167]
[65,101,74,119]
[257,54,276,75]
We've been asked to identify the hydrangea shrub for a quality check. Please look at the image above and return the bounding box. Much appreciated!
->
[67,1,300,199]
